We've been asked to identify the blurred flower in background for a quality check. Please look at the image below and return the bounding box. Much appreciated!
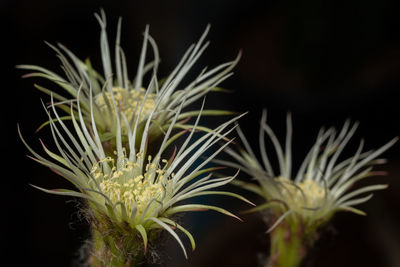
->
[217,110,397,266]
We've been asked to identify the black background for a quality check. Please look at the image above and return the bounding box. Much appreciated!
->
[3,0,400,266]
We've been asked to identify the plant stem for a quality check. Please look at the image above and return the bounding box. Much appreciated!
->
[267,223,306,267]
[89,227,145,267]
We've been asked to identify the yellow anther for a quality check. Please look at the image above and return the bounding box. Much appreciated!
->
[275,176,328,213]
[94,87,156,134]
[92,153,170,217]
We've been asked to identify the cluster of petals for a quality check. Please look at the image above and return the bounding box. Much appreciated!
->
[217,110,397,232]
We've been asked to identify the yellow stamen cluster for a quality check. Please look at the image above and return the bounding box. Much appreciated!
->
[275,177,327,214]
[90,154,171,217]
[95,87,156,132]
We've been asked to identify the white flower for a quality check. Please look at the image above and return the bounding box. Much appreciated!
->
[19,88,251,261]
[217,110,397,233]
[18,10,240,147]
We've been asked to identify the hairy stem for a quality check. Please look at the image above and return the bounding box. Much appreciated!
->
[88,225,145,267]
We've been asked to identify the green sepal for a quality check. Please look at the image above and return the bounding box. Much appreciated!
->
[165,204,242,221]
[242,201,283,214]
[135,224,148,252]
[231,179,265,197]
[36,116,72,133]
[159,217,196,251]
[188,190,255,206]
[172,109,238,122]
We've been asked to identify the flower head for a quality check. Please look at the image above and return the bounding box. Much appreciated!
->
[18,10,240,151]
[218,110,397,234]
[20,86,250,263]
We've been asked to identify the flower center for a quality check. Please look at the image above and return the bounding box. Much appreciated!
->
[275,177,327,213]
[90,154,171,217]
[95,87,156,132]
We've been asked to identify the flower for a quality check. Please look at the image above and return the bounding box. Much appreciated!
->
[19,81,250,264]
[217,110,397,234]
[18,10,240,152]
[216,110,396,267]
